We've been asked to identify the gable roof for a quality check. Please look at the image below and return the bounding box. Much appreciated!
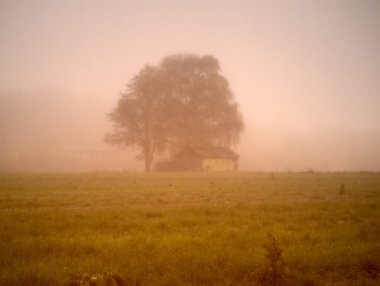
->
[177,146,239,159]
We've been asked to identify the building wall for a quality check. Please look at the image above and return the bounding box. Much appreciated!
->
[202,158,236,171]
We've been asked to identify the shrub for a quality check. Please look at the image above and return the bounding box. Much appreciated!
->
[259,234,288,286]
[339,184,346,195]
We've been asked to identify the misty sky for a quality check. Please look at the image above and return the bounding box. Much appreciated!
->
[1,0,380,171]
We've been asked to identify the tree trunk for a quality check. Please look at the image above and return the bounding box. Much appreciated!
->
[143,118,152,172]
[144,156,152,172]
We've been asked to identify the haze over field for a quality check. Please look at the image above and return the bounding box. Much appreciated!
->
[1,0,380,172]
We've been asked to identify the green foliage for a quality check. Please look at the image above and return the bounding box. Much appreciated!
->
[0,172,379,285]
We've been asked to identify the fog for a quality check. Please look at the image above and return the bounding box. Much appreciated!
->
[1,0,380,172]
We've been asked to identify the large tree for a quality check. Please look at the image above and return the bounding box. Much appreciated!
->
[159,54,243,150]
[105,65,168,172]
[106,54,244,171]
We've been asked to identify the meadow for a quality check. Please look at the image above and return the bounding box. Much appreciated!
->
[0,172,379,285]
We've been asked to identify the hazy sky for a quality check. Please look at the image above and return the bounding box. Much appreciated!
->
[1,0,380,171]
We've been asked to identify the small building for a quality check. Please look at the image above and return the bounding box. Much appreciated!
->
[173,146,239,171]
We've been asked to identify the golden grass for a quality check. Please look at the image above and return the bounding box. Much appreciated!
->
[0,172,379,285]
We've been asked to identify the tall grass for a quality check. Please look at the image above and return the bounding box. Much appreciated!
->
[0,172,379,285]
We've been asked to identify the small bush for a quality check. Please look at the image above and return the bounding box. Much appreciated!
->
[259,234,288,286]
[339,184,346,195]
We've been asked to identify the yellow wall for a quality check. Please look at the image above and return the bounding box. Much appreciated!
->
[202,158,236,171]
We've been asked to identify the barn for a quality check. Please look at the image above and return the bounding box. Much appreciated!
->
[173,146,239,171]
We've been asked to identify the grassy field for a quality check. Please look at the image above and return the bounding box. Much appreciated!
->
[0,172,379,285]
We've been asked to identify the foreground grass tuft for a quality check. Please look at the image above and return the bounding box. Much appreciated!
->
[259,234,288,286]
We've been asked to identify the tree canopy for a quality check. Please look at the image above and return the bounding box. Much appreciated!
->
[106,54,244,171]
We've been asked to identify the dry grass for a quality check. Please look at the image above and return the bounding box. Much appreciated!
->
[0,172,379,285]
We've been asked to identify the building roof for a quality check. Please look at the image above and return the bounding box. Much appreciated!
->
[176,146,239,159]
